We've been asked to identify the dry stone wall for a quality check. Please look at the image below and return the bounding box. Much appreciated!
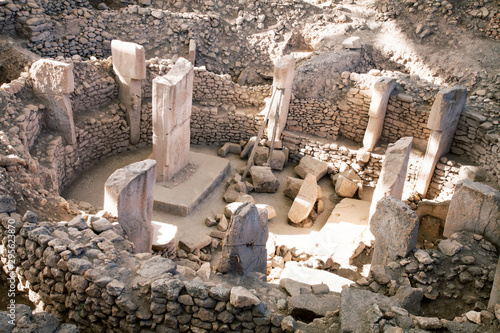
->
[0,208,282,333]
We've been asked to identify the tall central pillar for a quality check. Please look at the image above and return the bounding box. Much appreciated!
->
[152,57,194,182]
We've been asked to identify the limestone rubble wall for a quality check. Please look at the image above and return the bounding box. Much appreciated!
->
[0,211,278,332]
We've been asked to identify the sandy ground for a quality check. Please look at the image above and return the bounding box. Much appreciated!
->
[62,144,375,256]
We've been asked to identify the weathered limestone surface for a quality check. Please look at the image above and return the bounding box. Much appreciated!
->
[488,256,500,311]
[152,57,194,182]
[188,39,196,63]
[335,175,358,198]
[267,55,295,142]
[370,196,419,266]
[415,86,467,196]
[288,174,318,224]
[370,137,412,216]
[294,155,328,181]
[362,77,397,151]
[30,59,76,145]
[111,40,146,145]
[104,159,157,253]
[444,180,500,249]
[249,166,279,193]
[217,203,268,275]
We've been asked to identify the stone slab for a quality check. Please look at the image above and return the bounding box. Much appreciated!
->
[152,221,177,251]
[280,261,353,293]
[111,40,146,80]
[288,174,318,224]
[153,152,230,216]
[30,59,74,95]
[427,86,467,131]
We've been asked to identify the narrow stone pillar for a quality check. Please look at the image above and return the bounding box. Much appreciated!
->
[414,86,467,196]
[362,77,397,151]
[443,180,500,249]
[152,57,194,182]
[488,256,500,311]
[111,40,146,145]
[217,203,269,276]
[188,39,196,64]
[104,159,157,253]
[266,55,295,144]
[369,137,413,217]
[370,196,419,266]
[30,59,76,145]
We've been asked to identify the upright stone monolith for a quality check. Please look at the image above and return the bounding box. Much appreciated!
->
[362,77,397,151]
[488,256,500,311]
[266,55,295,144]
[217,203,269,276]
[369,137,413,217]
[370,196,419,266]
[30,59,76,145]
[415,86,467,196]
[152,57,194,182]
[104,159,157,253]
[111,40,146,145]
[443,180,500,249]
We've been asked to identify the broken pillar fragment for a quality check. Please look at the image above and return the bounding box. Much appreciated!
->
[111,40,146,145]
[30,59,76,145]
[152,57,194,182]
[104,159,157,253]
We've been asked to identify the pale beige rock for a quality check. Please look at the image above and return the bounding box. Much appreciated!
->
[267,55,295,142]
[444,180,500,249]
[288,174,318,224]
[363,77,397,151]
[342,36,361,49]
[295,155,328,181]
[335,175,358,198]
[415,86,467,196]
[111,40,146,144]
[152,57,194,182]
[488,257,500,311]
[104,160,157,253]
[188,39,196,63]
[29,59,76,145]
[370,137,412,217]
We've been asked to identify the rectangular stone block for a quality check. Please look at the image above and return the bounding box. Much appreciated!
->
[30,59,74,95]
[111,40,146,80]
[444,180,500,249]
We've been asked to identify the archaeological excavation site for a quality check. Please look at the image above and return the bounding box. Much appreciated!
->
[1,0,500,332]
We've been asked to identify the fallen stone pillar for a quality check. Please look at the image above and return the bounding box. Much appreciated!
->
[369,137,413,217]
[30,59,76,145]
[415,86,467,196]
[489,256,500,311]
[111,40,146,145]
[370,196,419,266]
[288,174,318,225]
[443,180,500,249]
[217,203,269,276]
[152,57,194,182]
[104,159,157,253]
[362,77,397,151]
[266,55,295,144]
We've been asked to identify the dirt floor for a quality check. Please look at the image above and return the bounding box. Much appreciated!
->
[62,144,374,268]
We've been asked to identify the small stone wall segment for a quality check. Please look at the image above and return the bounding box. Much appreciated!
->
[111,39,146,145]
[104,159,157,253]
[152,57,194,182]
[415,86,467,196]
[29,59,77,145]
[0,206,278,332]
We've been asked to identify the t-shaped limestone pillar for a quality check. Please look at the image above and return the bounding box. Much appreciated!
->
[104,159,157,253]
[152,57,194,182]
[30,59,76,145]
[414,86,467,196]
[111,40,146,145]
[266,55,295,143]
[362,77,397,151]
